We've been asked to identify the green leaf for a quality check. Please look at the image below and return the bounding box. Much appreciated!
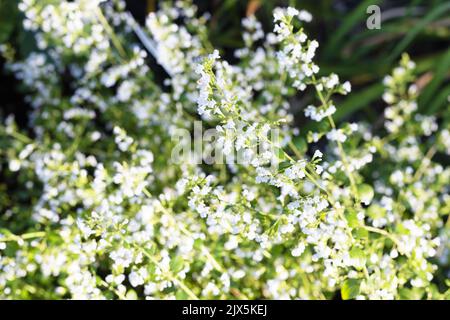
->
[341,279,361,300]
[175,290,189,299]
[353,227,369,240]
[125,289,138,300]
[367,204,386,220]
[170,256,184,273]
[358,184,374,205]
[268,218,281,237]
[345,209,360,228]
[334,83,384,121]
[293,137,307,155]
[323,0,383,60]
[387,2,450,63]
[425,83,450,115]
[0,228,14,237]
[278,160,292,171]
[350,247,367,270]
[0,0,18,43]
[419,48,450,112]
[398,287,425,300]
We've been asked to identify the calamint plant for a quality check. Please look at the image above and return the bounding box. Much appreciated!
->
[0,0,448,300]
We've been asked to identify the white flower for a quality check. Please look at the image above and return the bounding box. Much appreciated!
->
[326,129,346,142]
[286,7,299,18]
[129,271,145,287]
[292,243,306,257]
[315,165,323,174]
[209,49,220,60]
[273,8,285,22]
[117,80,136,102]
[342,81,351,93]
[313,150,323,159]
[304,105,336,122]
[285,161,306,180]
[9,159,21,172]
[298,10,313,22]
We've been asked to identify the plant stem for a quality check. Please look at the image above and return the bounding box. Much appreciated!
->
[362,225,402,250]
[95,7,127,59]
[326,114,360,202]
[134,242,199,300]
[287,140,303,159]
[0,231,46,242]
[413,144,437,182]
[311,76,360,202]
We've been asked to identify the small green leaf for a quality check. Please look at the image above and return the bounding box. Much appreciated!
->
[0,0,18,43]
[358,184,374,205]
[367,204,386,220]
[419,48,450,109]
[0,228,14,237]
[323,0,382,59]
[353,227,369,240]
[341,279,361,300]
[398,287,425,300]
[125,289,138,300]
[387,2,450,63]
[345,209,360,228]
[334,83,384,121]
[350,247,366,270]
[293,137,307,155]
[176,290,189,299]
[278,160,292,171]
[170,256,184,273]
[268,218,281,237]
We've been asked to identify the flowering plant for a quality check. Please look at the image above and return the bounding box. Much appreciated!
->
[0,0,448,300]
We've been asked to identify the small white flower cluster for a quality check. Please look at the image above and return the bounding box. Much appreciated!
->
[303,74,351,122]
[383,55,418,134]
[274,8,319,90]
[195,50,222,118]
[305,104,336,122]
[113,126,134,152]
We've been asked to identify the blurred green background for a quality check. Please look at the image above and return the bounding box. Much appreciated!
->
[1,0,449,127]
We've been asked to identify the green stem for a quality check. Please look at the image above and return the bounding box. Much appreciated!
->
[134,242,199,300]
[0,231,46,242]
[327,114,360,202]
[362,225,403,251]
[119,230,199,300]
[311,75,360,202]
[287,140,303,159]
[412,145,437,182]
[0,127,33,144]
[95,7,127,59]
